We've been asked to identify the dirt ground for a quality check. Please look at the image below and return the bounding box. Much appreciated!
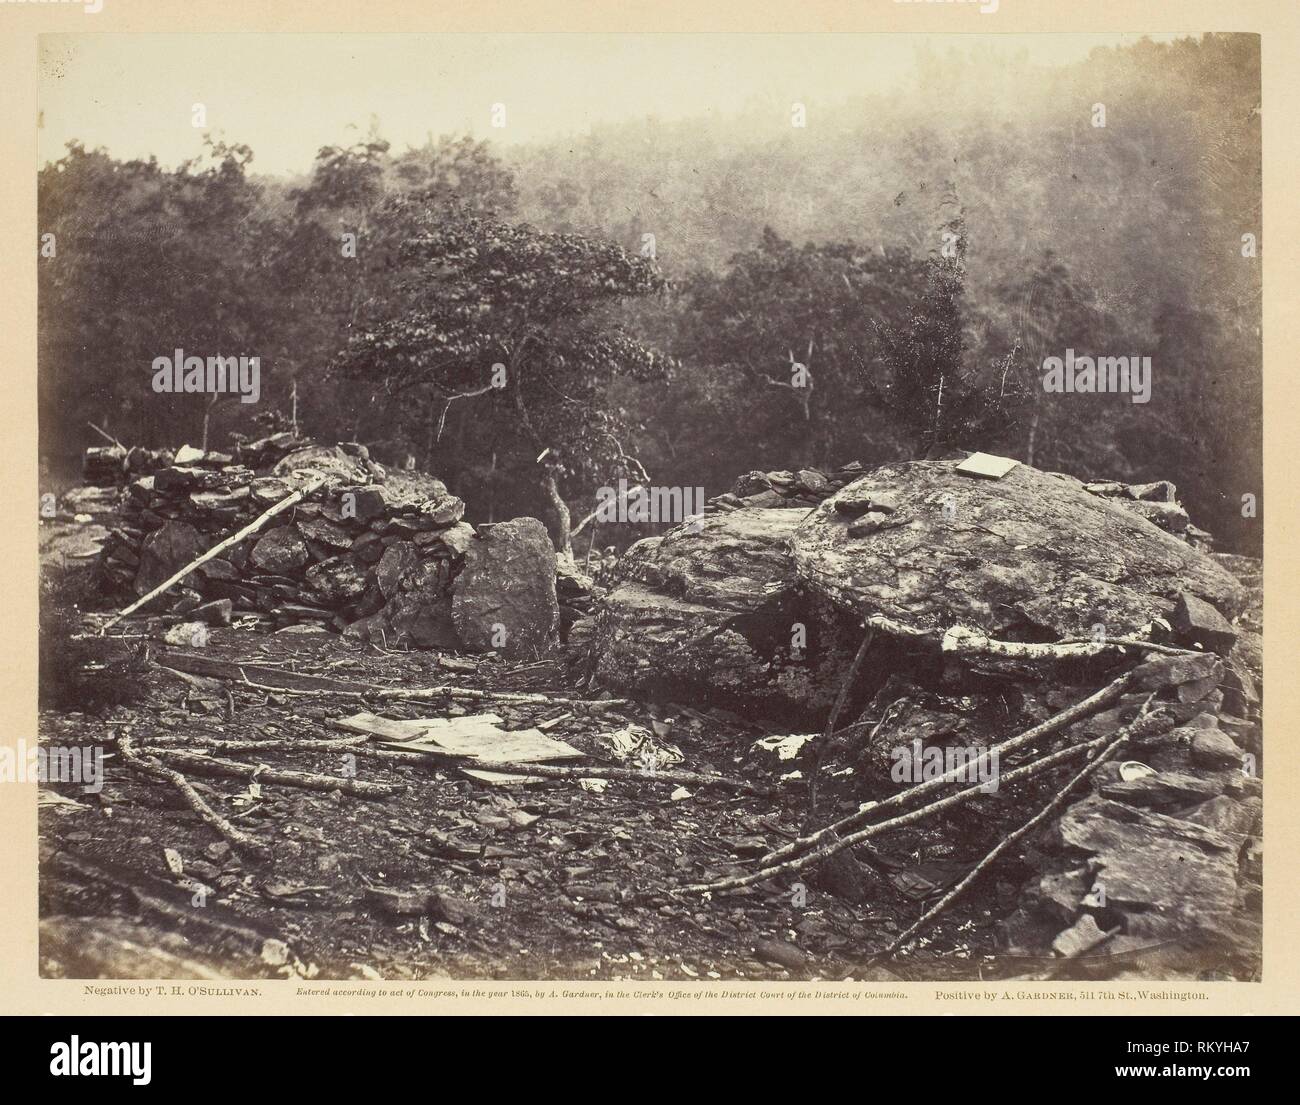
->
[36,617,1091,983]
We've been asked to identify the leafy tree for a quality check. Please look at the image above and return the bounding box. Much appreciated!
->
[334,205,669,552]
[987,250,1110,471]
[871,216,1024,457]
[38,137,277,458]
[666,229,932,477]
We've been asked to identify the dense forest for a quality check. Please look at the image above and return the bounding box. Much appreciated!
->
[38,33,1261,552]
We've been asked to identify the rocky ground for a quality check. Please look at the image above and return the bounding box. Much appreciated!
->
[40,627,1034,983]
[38,450,1263,982]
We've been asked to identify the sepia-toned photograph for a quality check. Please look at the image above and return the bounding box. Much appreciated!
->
[32,29,1262,987]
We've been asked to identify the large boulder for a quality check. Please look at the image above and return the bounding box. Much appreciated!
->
[793,459,1245,641]
[134,520,205,595]
[451,518,558,659]
[588,508,859,712]
[271,444,374,487]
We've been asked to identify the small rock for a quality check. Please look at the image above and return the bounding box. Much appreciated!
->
[250,526,309,573]
[305,556,368,603]
[753,937,808,971]
[1191,728,1244,771]
[1171,592,1237,655]
[796,469,830,495]
[1177,795,1261,840]
[135,521,206,597]
[1127,480,1176,503]
[1131,652,1220,690]
[1100,771,1223,809]
[260,939,291,967]
[163,621,209,647]
[847,512,908,538]
[1242,836,1262,883]
[365,886,430,917]
[1122,500,1190,533]
[170,589,202,615]
[1051,913,1110,958]
[428,892,483,927]
[451,517,558,658]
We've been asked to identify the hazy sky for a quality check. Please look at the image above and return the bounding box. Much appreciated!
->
[38,32,1182,176]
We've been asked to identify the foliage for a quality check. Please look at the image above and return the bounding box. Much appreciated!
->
[36,34,1261,552]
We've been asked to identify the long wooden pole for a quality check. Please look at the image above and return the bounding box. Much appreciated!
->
[102,475,324,631]
[760,668,1138,868]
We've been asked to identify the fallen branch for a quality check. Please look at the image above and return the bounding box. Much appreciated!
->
[144,734,369,754]
[865,615,1194,660]
[230,674,627,709]
[676,730,1118,897]
[103,475,325,631]
[868,701,1152,963]
[685,699,1170,899]
[146,748,403,798]
[157,653,629,707]
[143,734,426,766]
[761,667,1139,867]
[49,852,274,956]
[115,728,269,858]
[943,626,1196,661]
[417,755,769,794]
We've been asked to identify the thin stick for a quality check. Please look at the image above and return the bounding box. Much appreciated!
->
[440,757,769,793]
[88,422,125,449]
[141,734,423,766]
[868,705,1150,963]
[210,668,627,708]
[103,475,325,630]
[156,653,633,707]
[760,668,1137,867]
[143,734,369,754]
[808,621,874,812]
[148,748,403,798]
[116,729,268,858]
